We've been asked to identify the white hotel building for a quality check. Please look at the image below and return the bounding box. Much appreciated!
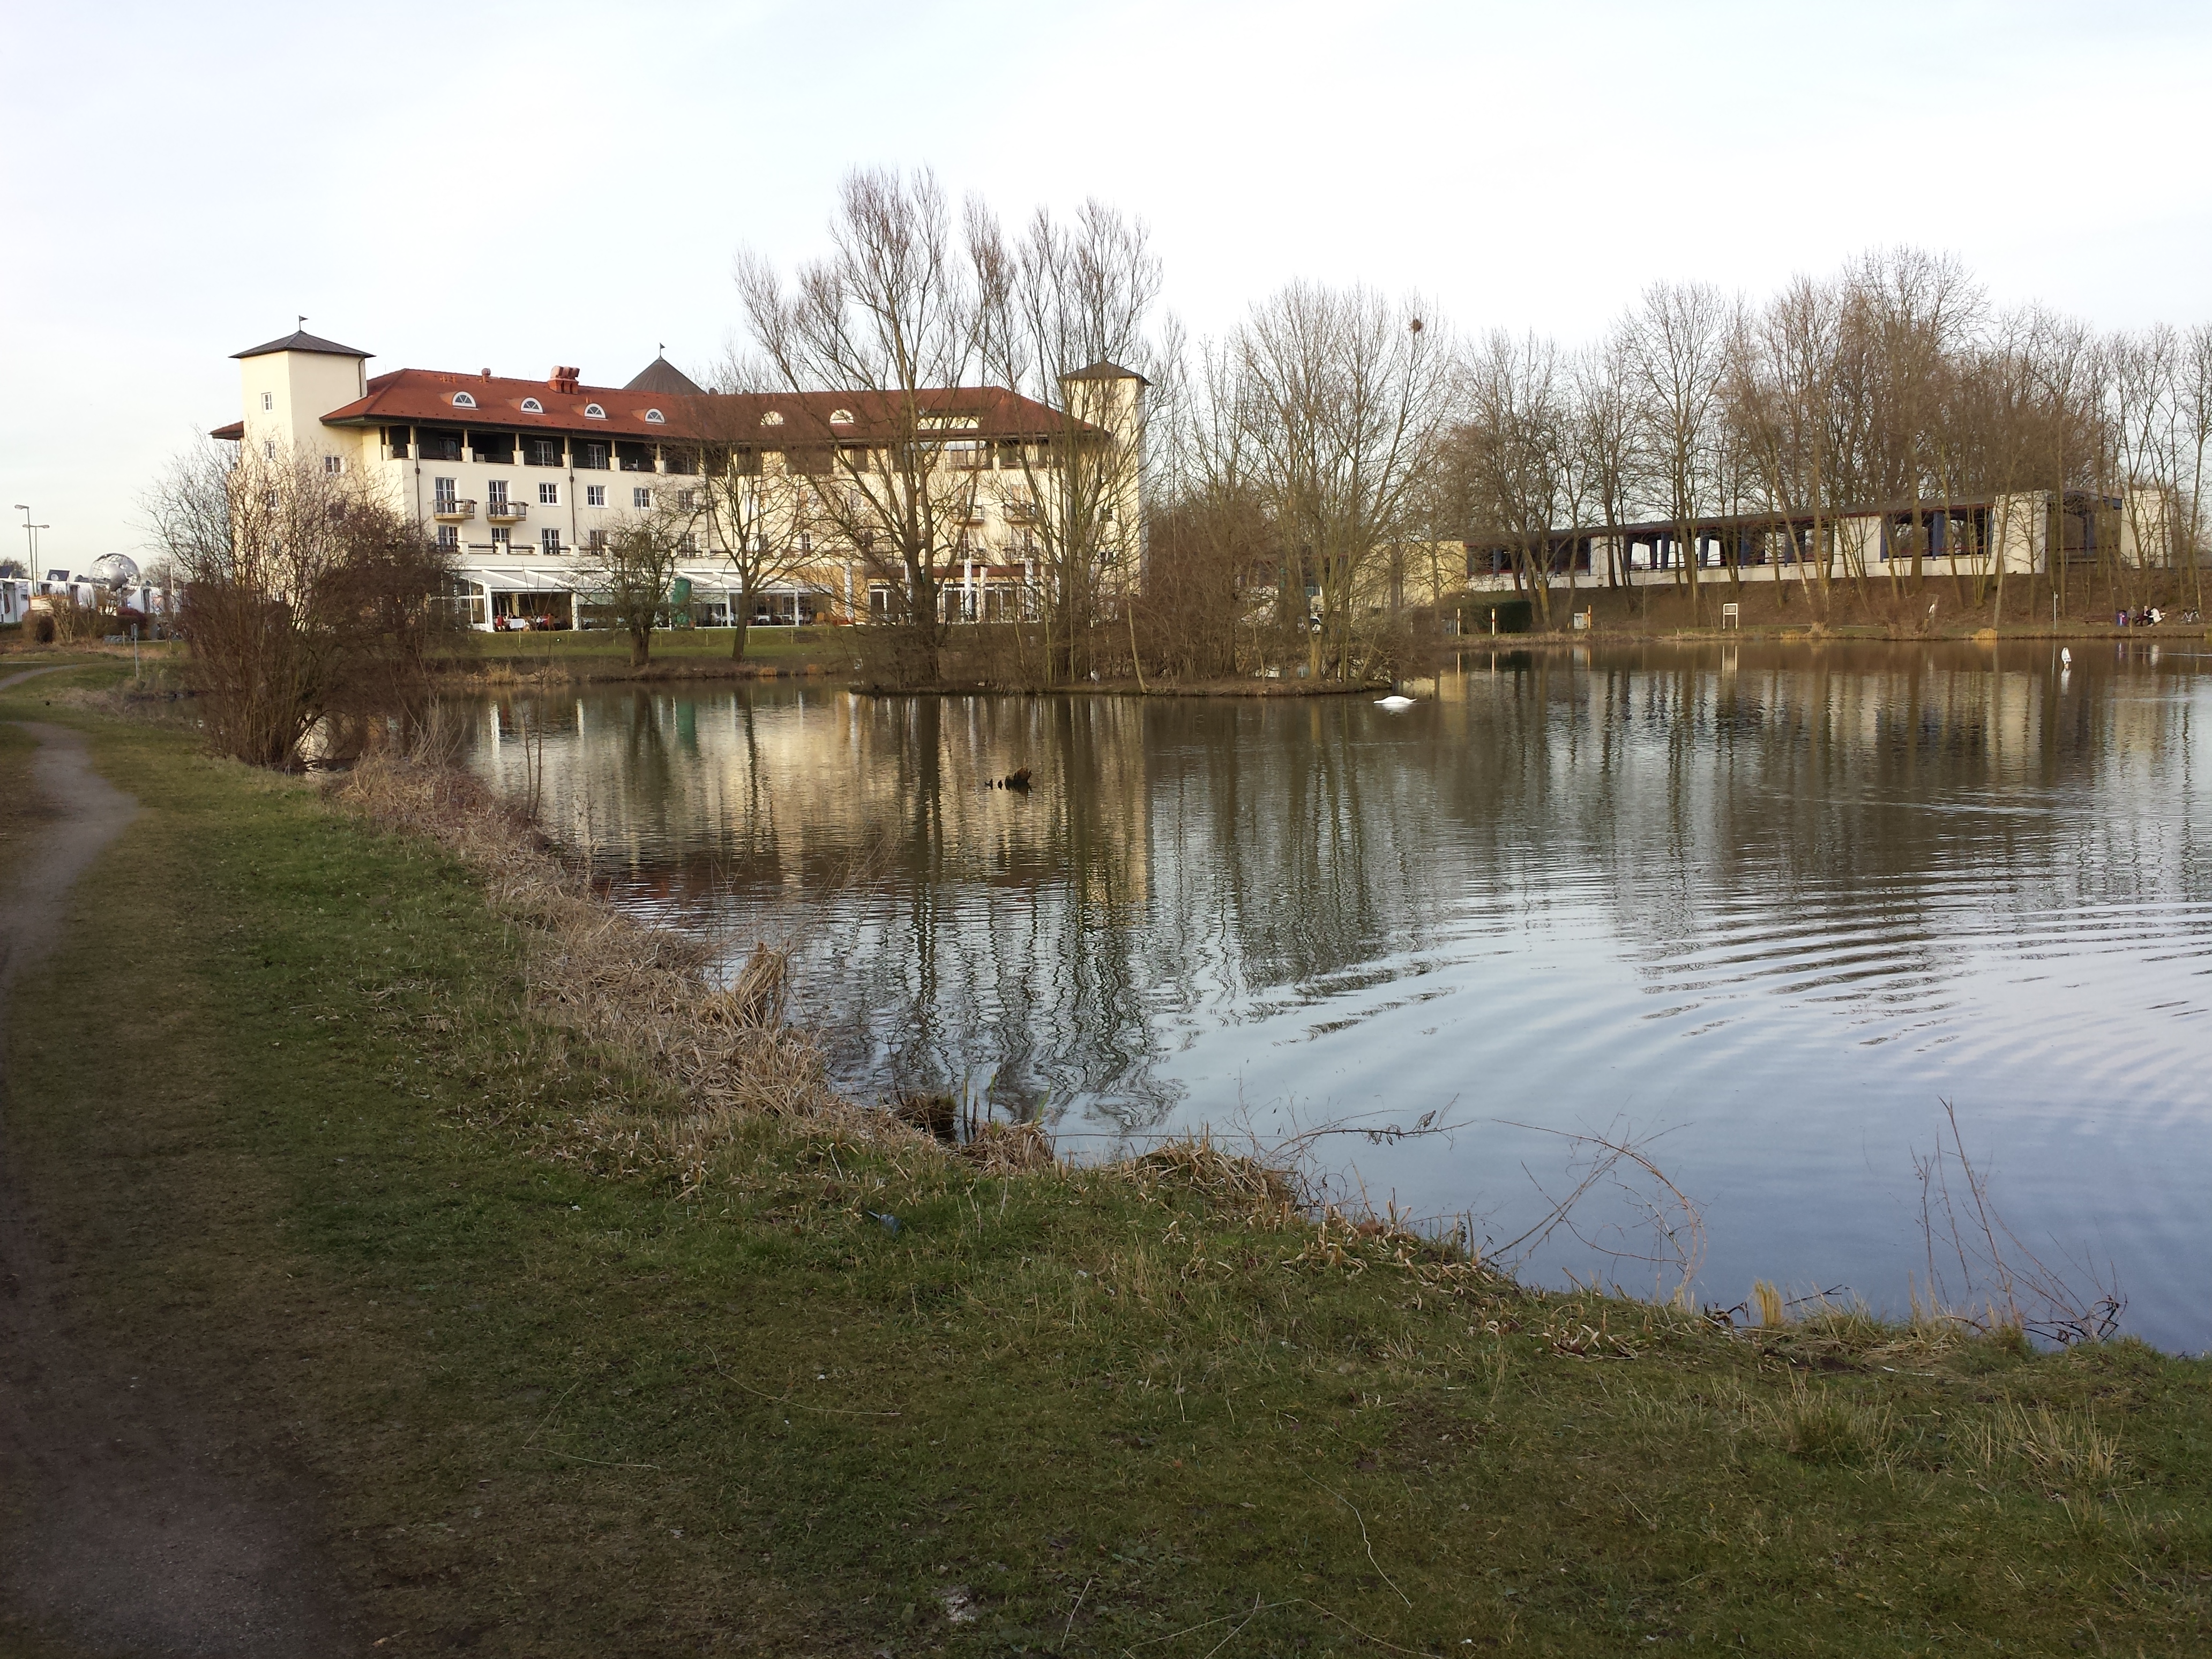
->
[212,329,1144,629]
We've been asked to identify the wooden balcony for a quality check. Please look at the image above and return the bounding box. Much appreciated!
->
[485,499,529,525]
[432,498,476,522]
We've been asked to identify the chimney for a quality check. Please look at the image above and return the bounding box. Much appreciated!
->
[550,365,581,394]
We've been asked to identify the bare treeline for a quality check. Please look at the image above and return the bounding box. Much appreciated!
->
[744,176,2212,686]
[1430,250,2212,627]
[735,171,1453,686]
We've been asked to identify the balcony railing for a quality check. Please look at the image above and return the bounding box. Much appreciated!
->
[485,499,529,524]
[432,498,476,522]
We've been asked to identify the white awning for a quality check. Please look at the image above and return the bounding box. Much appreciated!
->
[457,564,573,593]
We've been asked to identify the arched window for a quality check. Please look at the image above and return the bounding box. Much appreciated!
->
[452,391,477,408]
[831,408,855,425]
[761,410,784,426]
[644,408,666,424]
[520,397,543,414]
[584,402,606,419]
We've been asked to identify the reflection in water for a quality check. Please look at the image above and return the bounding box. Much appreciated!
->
[465,643,2212,1350]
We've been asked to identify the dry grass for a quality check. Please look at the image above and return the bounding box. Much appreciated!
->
[336,749,931,1184]
[1954,1401,2124,1485]
[1769,1376,1896,1466]
[336,750,1273,1211]
[1127,1133,1302,1219]
[1753,1279,1786,1328]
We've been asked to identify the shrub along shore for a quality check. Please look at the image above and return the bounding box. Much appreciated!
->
[1,663,2208,1655]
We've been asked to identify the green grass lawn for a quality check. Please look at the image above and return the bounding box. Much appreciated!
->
[3,670,2208,1655]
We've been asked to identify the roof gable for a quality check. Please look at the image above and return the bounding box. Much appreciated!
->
[234,328,372,361]
[1064,358,1149,386]
[624,355,707,396]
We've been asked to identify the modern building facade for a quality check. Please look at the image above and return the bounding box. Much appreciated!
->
[212,331,1146,630]
[1465,491,2172,593]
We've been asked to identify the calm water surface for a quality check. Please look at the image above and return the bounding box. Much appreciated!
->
[464,643,2212,1351]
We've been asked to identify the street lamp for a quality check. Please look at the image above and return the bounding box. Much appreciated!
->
[12,505,50,579]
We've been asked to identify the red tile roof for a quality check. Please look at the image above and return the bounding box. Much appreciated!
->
[317,369,1096,445]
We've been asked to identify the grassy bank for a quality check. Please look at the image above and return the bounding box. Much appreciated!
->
[3,670,2209,1655]
[437,625,843,684]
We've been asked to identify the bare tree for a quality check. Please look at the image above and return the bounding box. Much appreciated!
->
[1843,249,1986,600]
[1728,274,1845,612]
[570,494,696,668]
[145,438,452,767]
[1233,282,1451,681]
[683,391,828,661]
[737,168,988,686]
[2106,323,2184,615]
[1141,330,1276,678]
[974,198,1163,684]
[1570,337,1641,593]
[2176,324,2212,613]
[1622,281,1732,619]
[1453,330,1577,628]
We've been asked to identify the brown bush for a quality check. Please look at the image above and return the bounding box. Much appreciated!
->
[149,440,457,767]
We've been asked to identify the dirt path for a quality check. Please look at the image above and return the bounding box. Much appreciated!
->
[0,714,344,1656]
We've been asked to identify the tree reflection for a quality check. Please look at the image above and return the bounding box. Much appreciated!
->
[465,644,2212,1138]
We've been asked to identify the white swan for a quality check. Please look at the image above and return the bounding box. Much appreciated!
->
[2059,648,2072,666]
[1374,694,1415,709]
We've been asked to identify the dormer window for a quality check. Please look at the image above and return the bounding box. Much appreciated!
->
[452,391,477,408]
[644,408,666,423]
[584,402,606,419]
[831,408,855,424]
[520,397,543,413]
[761,410,784,426]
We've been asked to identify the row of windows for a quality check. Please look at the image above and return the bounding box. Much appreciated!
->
[440,391,864,430]
[436,526,713,556]
[448,391,668,425]
[431,479,652,510]
[437,526,580,555]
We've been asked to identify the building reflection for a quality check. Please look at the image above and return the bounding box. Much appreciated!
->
[466,642,2210,1135]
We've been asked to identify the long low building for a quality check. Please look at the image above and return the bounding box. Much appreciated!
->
[1465,491,2171,591]
[212,330,1145,629]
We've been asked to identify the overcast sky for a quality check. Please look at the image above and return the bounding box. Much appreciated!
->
[5,0,2209,570]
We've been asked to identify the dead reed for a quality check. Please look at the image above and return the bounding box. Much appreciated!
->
[336,746,928,1179]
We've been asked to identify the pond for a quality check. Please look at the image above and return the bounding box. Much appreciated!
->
[462,641,2212,1352]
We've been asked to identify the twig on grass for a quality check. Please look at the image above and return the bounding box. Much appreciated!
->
[707,1354,903,1418]
[542,1449,663,1471]
[1307,1477,1413,1607]
[1121,1598,1439,1658]
[1059,1575,1094,1652]
[521,1378,582,1447]
[1199,1594,1266,1659]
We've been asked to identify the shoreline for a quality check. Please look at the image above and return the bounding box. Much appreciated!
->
[1461,624,2212,647]
[13,625,2203,707]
